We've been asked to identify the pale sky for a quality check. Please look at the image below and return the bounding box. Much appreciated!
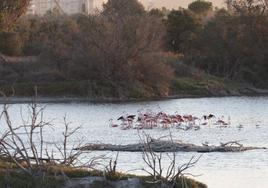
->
[94,0,225,9]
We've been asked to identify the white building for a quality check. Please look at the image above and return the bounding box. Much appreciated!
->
[27,1,36,15]
[27,0,94,15]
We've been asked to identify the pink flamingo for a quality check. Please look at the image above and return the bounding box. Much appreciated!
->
[109,119,119,128]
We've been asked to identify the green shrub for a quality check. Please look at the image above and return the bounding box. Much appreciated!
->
[0,32,22,56]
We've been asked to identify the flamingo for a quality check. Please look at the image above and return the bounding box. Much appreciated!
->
[215,117,229,126]
[203,114,215,120]
[110,110,231,131]
[237,124,244,129]
[117,115,131,130]
[201,122,208,126]
[117,116,126,121]
[143,118,150,129]
[161,118,171,129]
[255,121,261,128]
[175,118,185,129]
[194,126,201,131]
[127,115,136,120]
[203,114,216,128]
[126,115,136,128]
[109,119,119,128]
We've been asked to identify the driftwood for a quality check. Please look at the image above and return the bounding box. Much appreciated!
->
[78,139,266,153]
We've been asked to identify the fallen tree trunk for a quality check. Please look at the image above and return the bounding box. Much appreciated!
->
[78,140,266,153]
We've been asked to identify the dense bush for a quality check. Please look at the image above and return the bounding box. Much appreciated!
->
[164,0,268,88]
[0,32,22,56]
[1,0,267,98]
[0,0,30,31]
[195,3,268,87]
[0,0,175,98]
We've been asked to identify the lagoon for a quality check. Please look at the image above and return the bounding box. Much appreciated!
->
[1,96,268,188]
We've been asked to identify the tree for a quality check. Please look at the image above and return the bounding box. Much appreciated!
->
[195,9,242,79]
[2,0,175,97]
[166,9,200,55]
[25,14,79,69]
[226,0,267,16]
[225,0,268,85]
[149,7,170,19]
[188,0,213,15]
[16,0,174,98]
[195,5,268,86]
[0,0,30,55]
[0,0,30,31]
[102,0,145,18]
[73,0,174,97]
[0,31,22,55]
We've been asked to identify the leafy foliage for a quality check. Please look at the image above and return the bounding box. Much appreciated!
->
[1,0,267,97]
[0,0,30,31]
[195,1,268,86]
[188,0,213,15]
[1,0,174,98]
[166,9,200,54]
[165,0,268,88]
[102,0,145,17]
[0,31,22,55]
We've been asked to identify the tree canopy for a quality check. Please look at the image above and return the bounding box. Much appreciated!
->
[194,1,268,86]
[0,0,30,31]
[102,0,145,18]
[1,0,268,97]
[188,0,213,15]
[166,9,200,54]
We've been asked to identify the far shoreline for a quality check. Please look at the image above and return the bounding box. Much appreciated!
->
[0,92,268,104]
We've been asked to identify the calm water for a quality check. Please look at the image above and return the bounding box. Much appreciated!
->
[1,96,268,188]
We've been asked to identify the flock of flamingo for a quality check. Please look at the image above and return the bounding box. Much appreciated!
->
[109,110,232,131]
